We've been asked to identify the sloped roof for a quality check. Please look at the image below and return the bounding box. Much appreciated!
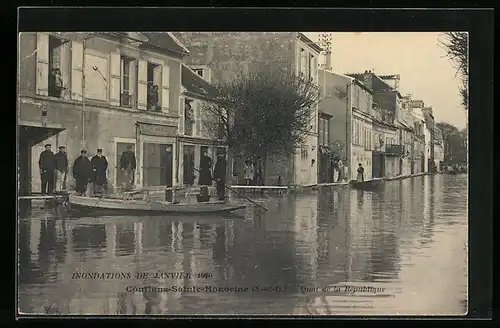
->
[298,33,323,53]
[181,64,217,100]
[140,32,190,55]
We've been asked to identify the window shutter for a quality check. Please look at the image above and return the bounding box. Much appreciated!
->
[60,42,71,99]
[161,63,170,113]
[311,55,318,83]
[109,52,121,106]
[178,96,185,135]
[195,101,201,137]
[137,59,147,110]
[35,33,49,96]
[128,59,137,106]
[70,41,83,101]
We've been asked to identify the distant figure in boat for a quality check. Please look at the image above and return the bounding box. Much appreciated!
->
[357,163,365,182]
[214,152,227,201]
[120,144,136,192]
[73,149,92,196]
[91,149,108,196]
[38,144,56,195]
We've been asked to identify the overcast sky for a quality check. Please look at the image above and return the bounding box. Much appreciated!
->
[307,32,467,129]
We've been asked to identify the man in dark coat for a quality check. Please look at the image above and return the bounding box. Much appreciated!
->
[213,153,227,201]
[72,150,92,195]
[199,151,213,186]
[54,146,68,192]
[197,151,213,202]
[119,144,136,192]
[91,149,108,196]
[38,144,56,195]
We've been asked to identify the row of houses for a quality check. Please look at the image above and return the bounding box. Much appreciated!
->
[18,32,444,194]
[18,31,323,194]
[317,69,445,183]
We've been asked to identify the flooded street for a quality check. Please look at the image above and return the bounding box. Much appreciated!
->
[17,174,468,316]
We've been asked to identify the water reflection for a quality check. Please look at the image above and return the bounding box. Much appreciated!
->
[18,175,468,315]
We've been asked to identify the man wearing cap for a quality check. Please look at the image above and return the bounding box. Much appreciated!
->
[119,144,136,192]
[38,144,56,195]
[54,146,68,192]
[73,150,92,195]
[91,149,108,196]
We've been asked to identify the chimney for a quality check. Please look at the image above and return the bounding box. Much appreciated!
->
[363,71,372,90]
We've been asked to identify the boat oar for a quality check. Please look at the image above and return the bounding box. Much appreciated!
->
[193,167,268,211]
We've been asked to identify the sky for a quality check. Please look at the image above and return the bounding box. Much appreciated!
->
[306,32,467,129]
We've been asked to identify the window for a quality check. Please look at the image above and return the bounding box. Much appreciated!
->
[184,99,194,136]
[147,62,161,111]
[319,116,330,146]
[318,117,324,145]
[193,69,204,78]
[48,35,70,98]
[301,145,309,159]
[120,56,136,107]
[300,48,308,77]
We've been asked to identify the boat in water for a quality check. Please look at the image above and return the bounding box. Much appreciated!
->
[351,178,385,190]
[67,194,247,216]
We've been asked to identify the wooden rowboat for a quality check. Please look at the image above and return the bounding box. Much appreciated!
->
[67,194,247,216]
[351,178,385,190]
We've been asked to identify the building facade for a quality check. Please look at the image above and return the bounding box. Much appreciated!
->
[422,106,436,172]
[18,32,189,194]
[347,71,405,178]
[433,127,445,171]
[371,103,399,178]
[174,32,321,187]
[350,81,374,182]
[318,70,375,182]
[177,64,227,186]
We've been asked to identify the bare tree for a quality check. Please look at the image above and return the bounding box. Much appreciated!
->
[439,32,469,110]
[201,65,321,184]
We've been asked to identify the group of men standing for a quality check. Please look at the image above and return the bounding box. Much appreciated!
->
[38,144,112,196]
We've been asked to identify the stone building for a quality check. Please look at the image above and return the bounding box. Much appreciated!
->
[173,32,322,187]
[318,70,374,183]
[18,32,189,194]
[177,63,227,186]
[371,102,400,178]
[347,71,404,178]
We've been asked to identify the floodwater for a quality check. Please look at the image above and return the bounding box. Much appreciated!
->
[17,174,468,316]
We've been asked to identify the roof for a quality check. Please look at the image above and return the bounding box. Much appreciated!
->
[396,118,414,131]
[181,64,217,100]
[140,32,190,56]
[298,33,323,53]
[346,71,402,97]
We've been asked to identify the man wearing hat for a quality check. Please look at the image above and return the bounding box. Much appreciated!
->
[73,150,92,195]
[38,144,56,195]
[91,149,108,196]
[213,151,227,201]
[54,146,68,192]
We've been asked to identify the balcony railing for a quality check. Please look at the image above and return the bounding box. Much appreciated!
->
[385,144,404,155]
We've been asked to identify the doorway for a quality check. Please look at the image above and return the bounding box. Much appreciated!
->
[143,143,173,187]
[183,145,195,185]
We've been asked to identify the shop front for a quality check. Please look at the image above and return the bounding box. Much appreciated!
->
[135,122,178,189]
[177,136,227,186]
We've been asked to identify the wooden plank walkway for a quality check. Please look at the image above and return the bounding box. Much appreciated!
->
[18,195,66,200]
